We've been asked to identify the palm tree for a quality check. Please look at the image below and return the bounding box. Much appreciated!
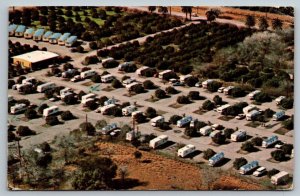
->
[272,18,283,30]
[258,17,269,31]
[169,6,172,16]
[148,6,156,13]
[205,8,221,23]
[158,6,168,16]
[181,6,193,20]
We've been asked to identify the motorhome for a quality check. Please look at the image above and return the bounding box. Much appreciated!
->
[275,96,286,105]
[122,105,137,116]
[209,152,224,166]
[80,70,97,79]
[122,78,136,85]
[224,86,235,95]
[177,144,196,158]
[37,82,56,93]
[202,79,213,89]
[273,111,285,121]
[243,105,258,114]
[43,106,59,117]
[81,93,96,104]
[10,103,27,114]
[101,123,117,135]
[200,126,213,136]
[58,33,71,45]
[101,104,117,115]
[42,31,53,42]
[15,25,26,37]
[101,74,115,83]
[262,135,278,148]
[150,116,164,127]
[179,74,192,83]
[49,33,62,44]
[177,116,193,128]
[271,171,289,185]
[33,29,45,41]
[149,135,168,149]
[248,90,261,100]
[239,161,259,175]
[24,28,34,39]
[246,110,261,121]
[231,130,247,142]
[253,167,267,177]
[217,104,231,113]
[9,24,18,36]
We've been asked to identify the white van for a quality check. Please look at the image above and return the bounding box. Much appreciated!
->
[43,106,59,117]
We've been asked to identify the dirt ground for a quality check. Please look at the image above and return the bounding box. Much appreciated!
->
[96,142,264,190]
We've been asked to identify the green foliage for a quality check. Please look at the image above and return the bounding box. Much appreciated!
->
[267,168,280,178]
[202,100,215,111]
[203,148,216,160]
[271,150,286,161]
[233,157,248,170]
[241,141,255,152]
[251,137,263,146]
[177,95,190,104]
[282,115,293,130]
[16,126,36,136]
[169,115,182,125]
[80,122,96,136]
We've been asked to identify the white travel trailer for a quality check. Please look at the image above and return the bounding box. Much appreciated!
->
[179,74,192,83]
[131,110,143,118]
[62,69,77,78]
[158,70,173,79]
[209,152,224,166]
[248,90,261,100]
[122,78,136,85]
[202,79,213,89]
[177,144,196,158]
[200,125,213,136]
[118,62,132,71]
[101,123,117,134]
[60,88,73,99]
[190,119,198,128]
[101,74,115,83]
[81,93,96,104]
[243,105,258,114]
[101,104,116,115]
[80,70,97,79]
[209,130,221,138]
[239,161,259,175]
[22,77,36,84]
[10,103,27,114]
[231,130,247,142]
[149,135,168,149]
[262,135,278,148]
[217,104,231,113]
[136,66,150,76]
[224,86,235,95]
[122,105,137,116]
[150,116,164,127]
[246,110,260,121]
[37,82,56,93]
[177,116,193,128]
[273,111,285,121]
[43,106,59,117]
[275,96,286,105]
[271,171,289,185]
[101,57,114,64]
[126,82,141,91]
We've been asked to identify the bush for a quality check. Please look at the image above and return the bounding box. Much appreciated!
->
[233,157,248,170]
[155,89,167,99]
[241,141,255,152]
[85,100,98,110]
[202,100,215,111]
[169,115,182,125]
[63,94,77,105]
[8,80,15,89]
[133,113,147,124]
[212,132,226,144]
[281,98,293,109]
[224,128,235,139]
[133,151,142,159]
[207,81,222,92]
[91,75,101,83]
[267,168,280,178]
[251,137,263,146]
[111,79,123,88]
[185,76,199,87]
[188,91,200,100]
[95,120,107,129]
[177,95,190,104]
[213,95,222,105]
[184,127,197,137]
[271,150,286,161]
[102,60,119,68]
[37,104,48,115]
[89,41,98,50]
[24,108,37,119]
[16,126,36,136]
[281,144,293,155]
[231,87,246,97]
[40,142,51,152]
[8,132,17,142]
[282,115,293,130]
[36,153,52,168]
[131,84,145,94]
[143,80,155,89]
[61,111,75,121]
[80,122,96,136]
[45,116,59,126]
[254,92,272,103]
[145,107,157,118]
[203,148,216,160]
[165,86,178,94]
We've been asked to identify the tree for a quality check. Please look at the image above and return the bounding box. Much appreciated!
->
[102,60,119,68]
[111,79,123,88]
[169,115,182,125]
[8,131,17,142]
[143,80,155,89]
[202,100,215,111]
[245,15,256,28]
[258,17,269,31]
[241,141,255,152]
[158,6,168,15]
[148,6,156,13]
[212,132,226,145]
[181,6,193,20]
[213,95,222,105]
[133,151,142,159]
[205,8,221,22]
[95,120,107,130]
[233,157,248,170]
[188,91,200,100]
[184,127,197,137]
[24,108,37,119]
[267,169,280,178]
[254,92,272,103]
[165,86,178,94]
[145,107,157,118]
[16,126,36,136]
[177,95,190,104]
[45,116,59,126]
[8,80,15,89]
[271,150,286,161]
[89,41,98,50]
[38,104,48,115]
[281,144,293,155]
[36,153,53,168]
[207,81,222,92]
[63,94,77,105]
[131,84,144,94]
[224,128,234,139]
[203,148,216,160]
[185,76,199,87]
[40,142,51,152]
[281,98,293,109]
[118,166,129,185]
[133,113,146,124]
[251,137,263,146]
[155,89,167,99]
[282,115,293,130]
[91,75,101,83]
[272,18,283,30]
[61,111,75,121]
[80,122,95,136]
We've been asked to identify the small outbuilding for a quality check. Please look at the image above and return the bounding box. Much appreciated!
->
[49,33,62,44]
[33,29,45,41]
[15,25,26,37]
[24,28,35,39]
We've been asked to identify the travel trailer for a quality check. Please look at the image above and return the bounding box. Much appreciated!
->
[262,135,279,148]
[15,25,26,37]
[65,36,77,47]
[253,167,267,177]
[177,116,193,128]
[16,83,32,93]
[60,88,73,99]
[246,110,261,121]
[33,29,45,41]
[209,152,224,166]
[42,31,53,42]
[217,104,231,113]
[136,66,150,76]
[101,123,118,135]
[231,130,247,142]
[10,103,27,114]
[102,57,114,64]
[58,33,71,45]
[202,79,213,89]
[239,161,259,175]
[80,70,97,79]
[125,82,141,91]
[177,144,196,158]
[81,93,96,104]
[224,86,235,95]
[37,82,56,93]
[200,126,213,136]
[243,105,258,114]
[101,74,115,83]
[275,96,286,105]
[158,70,174,80]
[104,98,117,106]
[122,78,136,85]
[190,119,198,128]
[273,111,285,121]
[101,104,117,115]
[271,171,289,185]
[49,33,62,44]
[248,90,261,100]
[22,77,36,84]
[43,106,59,117]
[179,74,192,83]
[118,62,133,71]
[149,135,168,149]
[150,116,164,127]
[122,105,137,116]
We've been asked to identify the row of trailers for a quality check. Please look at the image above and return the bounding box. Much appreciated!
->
[9,24,77,46]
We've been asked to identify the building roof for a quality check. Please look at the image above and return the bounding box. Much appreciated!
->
[49,33,62,39]
[12,51,59,63]
[15,25,26,33]
[34,29,45,37]
[25,28,35,34]
[43,31,53,38]
[59,33,71,41]
[66,35,77,43]
[9,24,17,32]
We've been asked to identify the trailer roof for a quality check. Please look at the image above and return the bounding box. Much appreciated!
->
[59,32,71,41]
[209,152,224,161]
[43,31,53,38]
[240,161,258,170]
[9,24,17,32]
[25,28,35,34]
[49,33,62,39]
[15,25,26,33]
[34,29,45,36]
[66,35,77,43]
[12,50,59,63]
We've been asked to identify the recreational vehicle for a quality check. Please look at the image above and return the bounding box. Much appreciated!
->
[62,69,77,78]
[179,74,192,83]
[101,57,114,64]
[158,70,173,79]
[101,74,115,83]
[243,105,258,114]
[33,29,45,41]
[177,144,196,158]
[42,31,53,42]
[239,161,259,175]
[271,171,289,185]
[24,28,34,39]
[118,62,133,71]
[248,90,261,100]
[150,116,164,127]
[126,82,141,91]
[231,130,247,142]
[131,110,143,118]
[49,33,62,44]
[37,82,56,93]
[16,83,32,93]
[149,135,168,149]
[81,93,96,104]
[10,104,27,114]
[58,33,71,45]
[275,96,286,105]
[101,123,118,134]
[22,77,36,84]
[122,105,137,116]
[253,167,267,177]
[101,104,116,115]
[104,98,117,106]
[135,66,150,76]
[122,78,136,85]
[202,79,213,89]
[217,104,231,113]
[177,116,193,128]
[9,24,17,36]
[43,106,59,117]
[190,119,198,128]
[60,88,73,99]
[262,135,278,148]
[224,86,235,95]
[65,36,77,47]
[15,25,26,37]
[208,152,224,166]
[209,130,221,138]
[200,125,213,136]
[273,111,285,121]
[246,110,261,121]
[80,70,97,79]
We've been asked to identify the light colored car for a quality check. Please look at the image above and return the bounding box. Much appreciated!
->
[235,114,246,120]
[253,167,267,177]
[71,75,81,82]
[195,82,202,87]
[49,97,59,102]
[218,87,225,93]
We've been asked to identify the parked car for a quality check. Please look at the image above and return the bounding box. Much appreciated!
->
[71,75,82,82]
[235,114,246,120]
[253,167,267,177]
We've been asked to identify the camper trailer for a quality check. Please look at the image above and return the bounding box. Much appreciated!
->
[177,144,196,158]
[24,28,35,39]
[248,90,261,100]
[209,130,221,138]
[200,126,213,136]
[190,119,198,128]
[273,111,285,121]
[101,57,114,64]
[271,171,289,185]
[131,111,143,118]
[9,24,18,36]
[101,74,115,83]
[150,116,164,127]
[15,25,26,37]
[136,66,150,76]
[149,135,168,149]
[231,130,247,142]
[104,98,117,106]
[209,152,224,166]
[80,70,97,79]
[202,79,213,89]
[16,83,32,93]
[60,88,73,99]
[122,105,137,116]
[43,106,59,117]
[224,86,235,95]
[37,82,56,93]
[10,104,27,114]
[49,33,62,44]
[179,74,192,83]
[22,77,36,84]
[239,161,259,175]
[65,36,77,47]
[122,78,136,85]
[243,105,258,114]
[58,33,71,45]
[118,62,133,71]
[253,167,267,177]
[62,69,77,78]
[246,110,261,121]
[42,31,53,42]
[275,96,286,105]
[158,70,174,80]
[217,104,231,113]
[101,123,117,135]
[101,104,116,115]
[262,135,279,148]
[33,29,45,41]
[126,82,141,91]
[177,116,193,128]
[81,93,96,104]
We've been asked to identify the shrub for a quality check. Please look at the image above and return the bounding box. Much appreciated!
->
[231,87,246,98]
[251,137,263,146]
[271,150,286,161]
[185,76,199,87]
[254,92,272,103]
[169,115,182,125]
[40,142,51,152]
[8,132,17,142]
[207,81,222,92]
[80,122,96,136]
[241,141,255,152]
[8,80,15,89]
[111,79,123,88]
[16,126,36,136]
[133,151,142,159]
[102,60,119,68]
[267,169,280,178]
[89,41,98,50]
[131,84,145,94]
[63,94,77,105]
[45,116,59,126]
[282,115,293,130]
[224,128,235,139]
[145,107,157,118]
[188,91,200,100]
[95,120,107,129]
[212,132,226,144]
[213,95,223,105]
[91,75,101,83]
[165,86,178,94]
[203,148,216,160]
[61,111,75,121]
[177,95,190,104]
[133,113,147,124]
[36,153,52,168]
[143,80,155,89]
[281,98,293,109]
[24,108,37,119]
[155,89,167,99]
[202,100,215,111]
[281,144,293,155]
[233,157,248,170]
[37,104,48,115]
[184,127,197,137]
